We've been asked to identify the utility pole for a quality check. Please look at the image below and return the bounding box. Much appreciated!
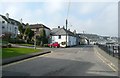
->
[83,31,85,34]
[66,19,68,47]
[65,0,70,47]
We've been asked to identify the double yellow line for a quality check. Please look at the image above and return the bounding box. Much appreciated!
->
[94,48,118,72]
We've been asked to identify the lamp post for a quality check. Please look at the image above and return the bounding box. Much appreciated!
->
[34,31,36,49]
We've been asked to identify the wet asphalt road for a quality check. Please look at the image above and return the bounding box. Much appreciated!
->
[2,45,118,76]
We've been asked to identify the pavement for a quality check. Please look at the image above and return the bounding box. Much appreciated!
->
[2,45,119,77]
[94,45,118,70]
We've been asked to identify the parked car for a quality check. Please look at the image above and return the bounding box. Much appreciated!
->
[48,42,60,48]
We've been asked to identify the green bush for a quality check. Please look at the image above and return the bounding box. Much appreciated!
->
[61,42,66,45]
[9,38,25,44]
[43,44,48,47]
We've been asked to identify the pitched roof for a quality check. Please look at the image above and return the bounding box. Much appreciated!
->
[28,24,50,30]
[9,18,21,25]
[0,14,21,26]
[51,28,76,36]
[0,14,9,23]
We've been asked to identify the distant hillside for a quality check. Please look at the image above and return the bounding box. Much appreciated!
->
[78,33,100,40]
[77,33,118,43]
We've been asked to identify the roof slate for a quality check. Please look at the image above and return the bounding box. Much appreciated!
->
[28,24,50,30]
[0,14,21,26]
[51,28,76,36]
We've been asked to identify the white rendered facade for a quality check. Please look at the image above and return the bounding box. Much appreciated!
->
[0,15,18,38]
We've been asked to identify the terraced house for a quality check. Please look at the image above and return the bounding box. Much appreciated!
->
[0,13,20,38]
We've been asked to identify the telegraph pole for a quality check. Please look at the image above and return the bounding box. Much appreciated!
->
[65,0,70,47]
[66,19,68,47]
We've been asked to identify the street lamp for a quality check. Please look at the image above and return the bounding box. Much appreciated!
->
[34,31,36,49]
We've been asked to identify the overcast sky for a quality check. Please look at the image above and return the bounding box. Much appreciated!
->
[0,0,119,37]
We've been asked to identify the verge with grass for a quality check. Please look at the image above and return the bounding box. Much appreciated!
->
[2,48,42,59]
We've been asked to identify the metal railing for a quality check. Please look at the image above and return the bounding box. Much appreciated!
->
[97,44,120,59]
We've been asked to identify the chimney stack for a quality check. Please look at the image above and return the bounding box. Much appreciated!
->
[6,13,9,19]
[20,18,22,24]
[73,30,76,34]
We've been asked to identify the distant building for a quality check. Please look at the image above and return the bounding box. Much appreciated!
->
[51,26,77,47]
[76,34,80,45]
[0,13,20,38]
[79,35,90,45]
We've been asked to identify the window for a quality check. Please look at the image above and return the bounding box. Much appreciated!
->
[2,26,4,29]
[58,35,61,39]
[15,27,17,29]
[15,28,17,34]
[2,21,5,23]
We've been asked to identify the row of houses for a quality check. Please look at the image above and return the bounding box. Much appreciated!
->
[0,13,80,47]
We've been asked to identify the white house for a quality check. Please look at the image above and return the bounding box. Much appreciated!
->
[0,13,19,38]
[51,26,77,47]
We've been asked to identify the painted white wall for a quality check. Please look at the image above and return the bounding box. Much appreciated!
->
[0,18,2,36]
[52,35,66,47]
[84,39,88,44]
[0,22,2,36]
[0,16,8,34]
[52,35,77,47]
[0,16,18,38]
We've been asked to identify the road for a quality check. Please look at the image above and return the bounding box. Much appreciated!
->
[2,45,118,76]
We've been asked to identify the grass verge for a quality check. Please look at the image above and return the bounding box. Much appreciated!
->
[2,48,42,59]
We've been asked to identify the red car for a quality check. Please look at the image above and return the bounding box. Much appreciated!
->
[48,42,60,48]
